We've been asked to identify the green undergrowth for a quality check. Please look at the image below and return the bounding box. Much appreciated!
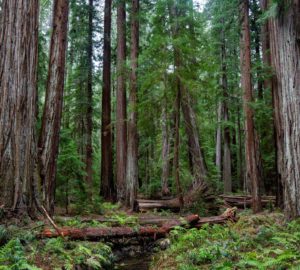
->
[0,225,113,270]
[152,211,300,270]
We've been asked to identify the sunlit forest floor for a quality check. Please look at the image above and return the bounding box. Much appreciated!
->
[1,204,300,269]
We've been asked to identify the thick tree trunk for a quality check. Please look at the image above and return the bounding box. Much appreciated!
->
[85,0,94,195]
[39,0,69,215]
[260,0,282,207]
[116,0,127,202]
[181,88,208,190]
[126,0,139,209]
[240,0,262,213]
[101,0,114,200]
[0,0,39,215]
[269,0,300,219]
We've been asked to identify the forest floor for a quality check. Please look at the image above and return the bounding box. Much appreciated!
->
[1,202,300,269]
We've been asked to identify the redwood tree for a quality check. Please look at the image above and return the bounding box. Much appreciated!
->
[116,0,127,202]
[101,0,114,200]
[0,0,40,215]
[126,0,139,209]
[85,0,94,195]
[269,0,300,219]
[39,0,69,215]
[240,0,262,213]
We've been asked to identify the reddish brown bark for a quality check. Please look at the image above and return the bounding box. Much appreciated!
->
[39,0,69,215]
[116,0,127,202]
[0,0,39,215]
[240,0,262,213]
[40,214,199,240]
[41,210,237,240]
[126,0,139,209]
[101,0,114,200]
[269,0,300,219]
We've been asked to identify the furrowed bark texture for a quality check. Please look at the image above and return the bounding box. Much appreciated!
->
[0,0,39,214]
[101,0,114,200]
[269,0,300,219]
[240,0,262,213]
[126,0,139,209]
[39,0,69,215]
[116,0,127,202]
[181,88,208,190]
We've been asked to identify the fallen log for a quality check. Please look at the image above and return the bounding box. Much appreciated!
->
[40,214,200,241]
[136,199,181,212]
[41,208,238,241]
[220,195,275,208]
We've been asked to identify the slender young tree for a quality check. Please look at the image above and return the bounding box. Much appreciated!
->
[85,0,94,194]
[269,0,300,219]
[126,0,139,209]
[240,0,262,213]
[101,0,114,200]
[116,0,127,202]
[39,0,69,214]
[0,0,40,215]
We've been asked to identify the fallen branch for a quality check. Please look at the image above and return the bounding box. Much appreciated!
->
[41,205,64,238]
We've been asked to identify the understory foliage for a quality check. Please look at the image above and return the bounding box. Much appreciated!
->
[152,212,300,269]
[0,225,113,270]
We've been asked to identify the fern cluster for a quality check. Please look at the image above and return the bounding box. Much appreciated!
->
[152,212,300,269]
[0,239,41,270]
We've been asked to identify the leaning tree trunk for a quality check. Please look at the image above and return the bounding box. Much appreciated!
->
[116,0,127,202]
[269,0,300,219]
[0,0,39,216]
[240,0,262,213]
[181,88,208,191]
[101,0,114,200]
[126,0,139,209]
[39,0,69,215]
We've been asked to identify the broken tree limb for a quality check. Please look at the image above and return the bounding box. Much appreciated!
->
[41,205,64,238]
[40,214,199,240]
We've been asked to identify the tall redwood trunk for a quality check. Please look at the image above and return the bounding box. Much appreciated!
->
[0,0,40,215]
[269,0,300,219]
[240,0,262,213]
[220,21,232,193]
[116,0,127,202]
[39,0,69,214]
[85,0,94,195]
[260,0,282,207]
[126,0,139,209]
[101,0,114,200]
